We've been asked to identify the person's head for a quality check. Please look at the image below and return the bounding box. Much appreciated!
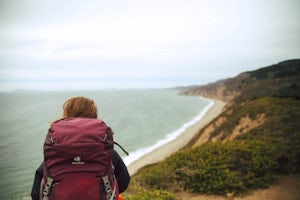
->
[62,96,98,118]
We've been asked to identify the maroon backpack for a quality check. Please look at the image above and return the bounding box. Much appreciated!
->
[41,118,119,200]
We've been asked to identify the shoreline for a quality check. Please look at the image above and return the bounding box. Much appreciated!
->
[127,98,226,175]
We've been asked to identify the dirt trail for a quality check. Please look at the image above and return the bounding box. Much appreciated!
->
[176,175,300,200]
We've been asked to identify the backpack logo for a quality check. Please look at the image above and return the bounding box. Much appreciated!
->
[72,156,85,165]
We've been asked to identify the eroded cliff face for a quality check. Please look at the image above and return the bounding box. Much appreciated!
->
[181,72,250,104]
[192,116,227,147]
[224,113,266,141]
[192,113,266,148]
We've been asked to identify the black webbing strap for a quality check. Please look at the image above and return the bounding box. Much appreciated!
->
[114,141,129,156]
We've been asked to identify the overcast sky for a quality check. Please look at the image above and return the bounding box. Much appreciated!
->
[0,0,299,91]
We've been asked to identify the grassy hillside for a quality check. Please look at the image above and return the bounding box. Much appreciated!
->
[234,60,300,103]
[123,60,300,200]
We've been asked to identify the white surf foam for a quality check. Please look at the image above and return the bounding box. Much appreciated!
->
[123,98,214,166]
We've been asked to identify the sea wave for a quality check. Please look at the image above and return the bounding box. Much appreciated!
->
[123,98,214,166]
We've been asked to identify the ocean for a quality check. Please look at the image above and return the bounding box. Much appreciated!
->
[0,89,211,199]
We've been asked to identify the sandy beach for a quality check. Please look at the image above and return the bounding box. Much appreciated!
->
[127,98,225,175]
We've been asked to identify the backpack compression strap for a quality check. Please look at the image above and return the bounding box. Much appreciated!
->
[102,175,117,200]
[42,177,54,200]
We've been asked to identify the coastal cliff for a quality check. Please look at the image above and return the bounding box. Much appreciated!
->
[180,59,300,105]
[185,59,300,148]
[123,59,300,200]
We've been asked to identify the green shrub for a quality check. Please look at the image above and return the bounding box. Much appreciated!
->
[123,187,176,200]
[135,140,278,195]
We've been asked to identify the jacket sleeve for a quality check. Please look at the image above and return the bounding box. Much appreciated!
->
[112,150,130,193]
[31,162,43,200]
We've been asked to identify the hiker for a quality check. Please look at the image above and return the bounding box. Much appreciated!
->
[31,96,130,200]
